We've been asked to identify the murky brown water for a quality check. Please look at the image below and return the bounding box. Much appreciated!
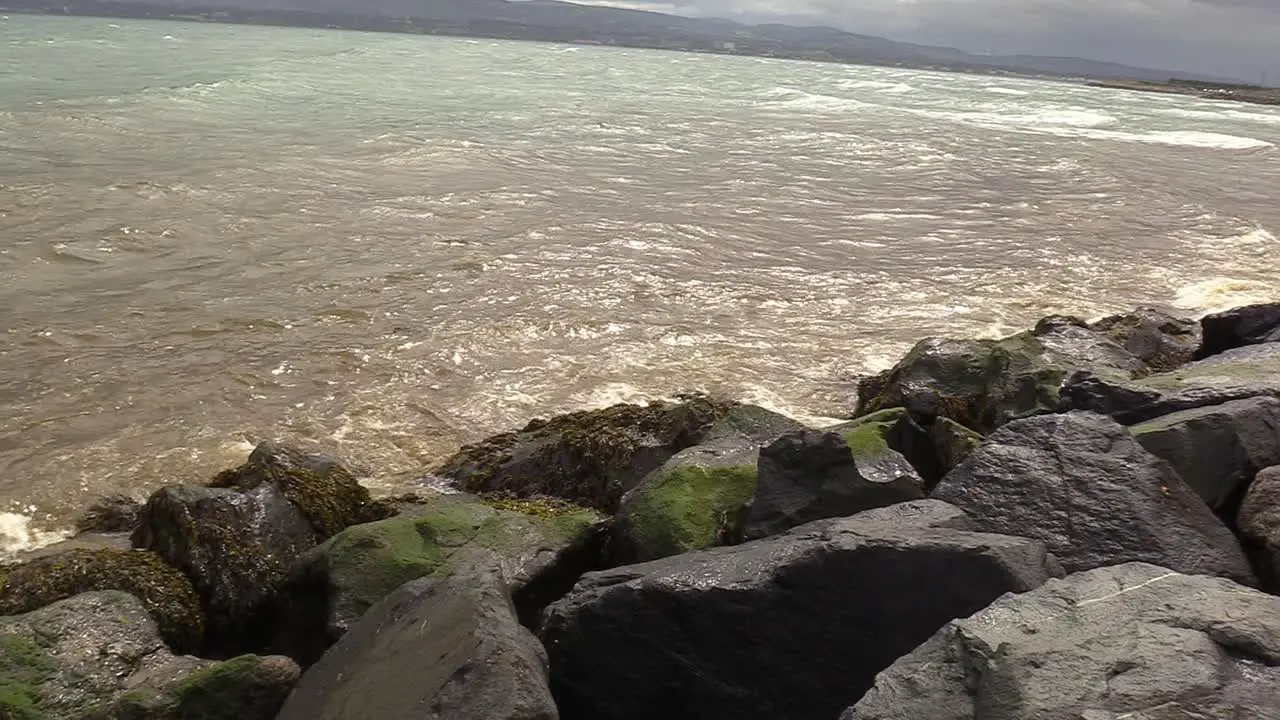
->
[3,14,1279,552]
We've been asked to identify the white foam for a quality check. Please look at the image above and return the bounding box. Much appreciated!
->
[1132,130,1274,150]
[839,79,914,94]
[0,512,69,557]
[985,87,1029,96]
[1174,277,1279,315]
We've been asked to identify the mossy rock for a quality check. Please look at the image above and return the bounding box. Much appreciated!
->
[210,442,390,538]
[433,397,798,513]
[0,633,53,720]
[0,548,203,653]
[273,492,606,664]
[831,409,904,460]
[614,443,760,563]
[858,318,1145,433]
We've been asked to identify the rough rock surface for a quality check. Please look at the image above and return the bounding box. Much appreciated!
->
[844,563,1280,720]
[74,494,143,534]
[1061,342,1280,424]
[828,409,929,489]
[276,557,558,720]
[1089,306,1200,373]
[0,590,296,720]
[433,399,793,513]
[273,492,605,663]
[857,317,1145,433]
[933,412,1256,584]
[1198,302,1280,359]
[742,427,925,541]
[1238,466,1280,593]
[0,547,203,653]
[541,500,1058,720]
[1131,396,1280,517]
[97,654,300,720]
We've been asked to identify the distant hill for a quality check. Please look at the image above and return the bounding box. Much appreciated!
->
[0,0,1234,83]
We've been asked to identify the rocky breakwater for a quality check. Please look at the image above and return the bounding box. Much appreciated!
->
[3,301,1280,719]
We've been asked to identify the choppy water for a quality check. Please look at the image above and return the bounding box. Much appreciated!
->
[2,14,1279,552]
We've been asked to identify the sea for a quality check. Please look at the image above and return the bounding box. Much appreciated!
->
[2,14,1279,554]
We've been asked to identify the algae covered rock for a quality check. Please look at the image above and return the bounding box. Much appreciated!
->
[106,654,300,720]
[133,442,388,655]
[612,442,759,563]
[0,548,203,653]
[858,317,1148,433]
[433,397,788,513]
[273,492,606,663]
[74,494,143,535]
[828,409,928,487]
[1089,306,1200,373]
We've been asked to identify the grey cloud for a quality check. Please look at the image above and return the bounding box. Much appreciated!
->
[586,0,1280,81]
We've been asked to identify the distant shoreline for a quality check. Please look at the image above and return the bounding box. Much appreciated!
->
[1088,79,1280,108]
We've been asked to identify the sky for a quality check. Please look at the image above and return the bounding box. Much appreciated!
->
[578,0,1280,82]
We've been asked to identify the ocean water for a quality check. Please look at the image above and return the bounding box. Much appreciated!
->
[2,14,1279,553]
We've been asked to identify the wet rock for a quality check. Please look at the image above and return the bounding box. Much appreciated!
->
[273,492,606,664]
[276,557,557,720]
[1089,306,1200,373]
[434,398,796,513]
[75,494,142,534]
[843,563,1280,720]
[742,424,925,541]
[1131,397,1280,518]
[132,442,388,655]
[1061,342,1280,424]
[857,318,1143,434]
[933,412,1255,584]
[0,547,203,653]
[929,416,983,479]
[100,654,300,720]
[541,500,1058,720]
[829,409,929,489]
[1197,302,1280,359]
[0,590,297,720]
[612,441,759,564]
[1238,466,1280,593]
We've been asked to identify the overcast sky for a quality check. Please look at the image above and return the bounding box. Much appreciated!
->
[580,0,1280,82]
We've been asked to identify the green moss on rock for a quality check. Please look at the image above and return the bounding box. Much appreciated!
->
[0,634,53,720]
[0,549,203,653]
[834,409,906,460]
[169,655,299,720]
[620,462,757,563]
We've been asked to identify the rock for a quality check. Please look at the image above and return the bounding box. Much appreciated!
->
[276,556,558,720]
[1131,397,1280,518]
[1062,342,1280,424]
[101,654,300,720]
[0,590,296,720]
[930,416,983,478]
[132,442,388,655]
[843,563,1280,720]
[273,492,606,664]
[1089,306,1200,373]
[75,494,142,534]
[612,441,760,564]
[541,500,1058,720]
[1198,302,1280,359]
[434,398,798,513]
[857,318,1143,434]
[742,426,925,541]
[1238,466,1280,593]
[829,409,929,488]
[933,412,1255,584]
[0,548,203,653]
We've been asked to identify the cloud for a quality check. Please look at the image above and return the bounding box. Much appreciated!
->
[579,0,1280,81]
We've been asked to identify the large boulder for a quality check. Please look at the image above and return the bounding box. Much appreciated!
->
[742,425,925,541]
[857,317,1145,433]
[1131,396,1280,518]
[932,412,1255,584]
[0,547,203,653]
[433,398,798,513]
[272,492,606,664]
[843,563,1280,720]
[1089,306,1200,373]
[1062,342,1280,424]
[276,556,558,720]
[1197,302,1280,359]
[1238,466,1280,593]
[132,442,388,655]
[540,500,1059,720]
[0,590,297,720]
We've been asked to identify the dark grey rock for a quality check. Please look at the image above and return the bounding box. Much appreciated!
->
[743,428,925,540]
[276,555,558,720]
[1238,466,1280,593]
[1198,302,1280,359]
[541,500,1058,720]
[1131,397,1280,517]
[843,563,1280,720]
[932,412,1256,584]
[1061,342,1280,424]
[1089,306,1201,373]
[75,494,142,534]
